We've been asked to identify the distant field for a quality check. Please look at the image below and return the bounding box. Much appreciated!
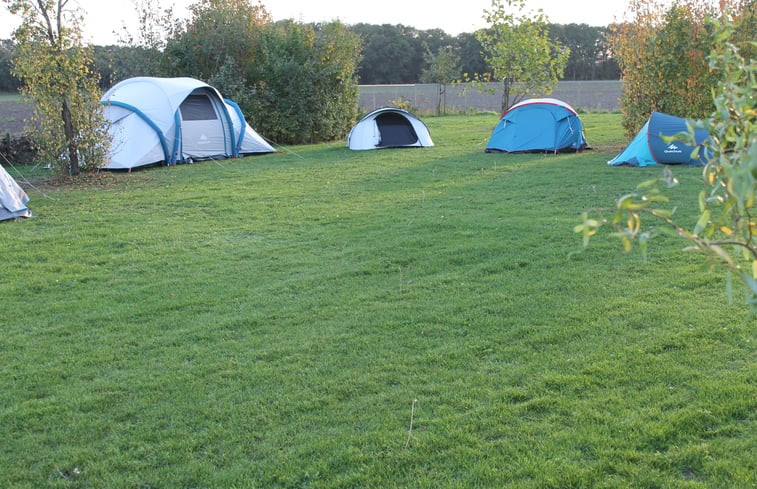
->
[359,81,623,115]
[0,91,27,136]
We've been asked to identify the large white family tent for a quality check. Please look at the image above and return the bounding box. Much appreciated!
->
[101,77,275,170]
[0,164,31,221]
[348,107,434,150]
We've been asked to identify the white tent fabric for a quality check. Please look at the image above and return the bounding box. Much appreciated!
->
[101,77,274,170]
[223,99,276,156]
[0,164,31,220]
[348,107,434,150]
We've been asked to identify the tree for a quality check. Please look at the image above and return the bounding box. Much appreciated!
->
[549,23,617,81]
[593,27,620,80]
[114,0,180,78]
[4,0,109,175]
[164,0,268,80]
[352,24,420,84]
[156,0,360,146]
[455,32,489,80]
[0,39,21,91]
[246,20,361,144]
[420,47,461,115]
[608,0,750,138]
[475,0,569,111]
[576,14,757,310]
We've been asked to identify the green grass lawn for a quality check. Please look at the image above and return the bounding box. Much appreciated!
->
[1,113,754,488]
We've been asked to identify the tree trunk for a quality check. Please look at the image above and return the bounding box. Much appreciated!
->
[61,100,79,175]
[501,77,511,113]
[441,84,447,115]
[436,83,442,116]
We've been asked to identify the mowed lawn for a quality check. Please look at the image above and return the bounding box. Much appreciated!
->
[1,113,754,488]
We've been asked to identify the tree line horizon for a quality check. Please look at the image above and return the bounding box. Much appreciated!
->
[0,20,619,92]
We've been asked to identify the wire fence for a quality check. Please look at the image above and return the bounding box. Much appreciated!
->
[358,80,622,115]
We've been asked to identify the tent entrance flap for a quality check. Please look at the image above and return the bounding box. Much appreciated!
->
[179,91,229,159]
[376,112,419,147]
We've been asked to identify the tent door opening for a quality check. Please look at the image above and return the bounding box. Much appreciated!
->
[376,112,419,147]
[179,90,230,159]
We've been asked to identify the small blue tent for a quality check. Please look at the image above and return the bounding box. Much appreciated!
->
[608,111,710,167]
[485,98,588,153]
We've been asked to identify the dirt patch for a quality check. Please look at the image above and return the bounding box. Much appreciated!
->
[33,169,160,190]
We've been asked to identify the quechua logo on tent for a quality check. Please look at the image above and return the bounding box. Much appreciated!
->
[664,143,683,154]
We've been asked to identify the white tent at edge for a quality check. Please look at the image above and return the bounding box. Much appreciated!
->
[0,164,31,221]
[101,77,275,170]
[348,107,434,150]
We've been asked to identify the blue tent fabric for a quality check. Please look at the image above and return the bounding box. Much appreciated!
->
[608,111,710,167]
[485,98,588,153]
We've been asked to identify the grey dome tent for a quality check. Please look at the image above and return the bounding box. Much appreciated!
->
[0,164,31,220]
[348,107,434,150]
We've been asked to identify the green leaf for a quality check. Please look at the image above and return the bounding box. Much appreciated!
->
[698,190,707,213]
[616,193,636,209]
[643,194,669,203]
[636,178,659,190]
[652,209,673,218]
[693,210,711,235]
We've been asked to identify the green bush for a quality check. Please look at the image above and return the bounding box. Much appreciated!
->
[246,21,361,145]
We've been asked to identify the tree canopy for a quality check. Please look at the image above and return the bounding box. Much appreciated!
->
[476,0,570,111]
[0,16,621,92]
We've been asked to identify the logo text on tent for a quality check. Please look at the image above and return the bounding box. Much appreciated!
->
[664,143,682,154]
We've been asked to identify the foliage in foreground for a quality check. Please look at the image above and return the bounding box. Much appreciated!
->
[579,16,757,310]
[0,114,754,488]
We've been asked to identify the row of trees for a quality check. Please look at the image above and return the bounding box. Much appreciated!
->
[353,21,618,85]
[0,19,620,93]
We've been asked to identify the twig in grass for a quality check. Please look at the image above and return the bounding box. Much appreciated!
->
[405,398,418,448]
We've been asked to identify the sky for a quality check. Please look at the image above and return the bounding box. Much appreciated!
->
[1,0,630,45]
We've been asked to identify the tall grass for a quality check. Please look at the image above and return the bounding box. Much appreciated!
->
[0,113,753,488]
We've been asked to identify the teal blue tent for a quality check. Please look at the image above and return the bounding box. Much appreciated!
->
[608,111,710,167]
[485,98,588,153]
